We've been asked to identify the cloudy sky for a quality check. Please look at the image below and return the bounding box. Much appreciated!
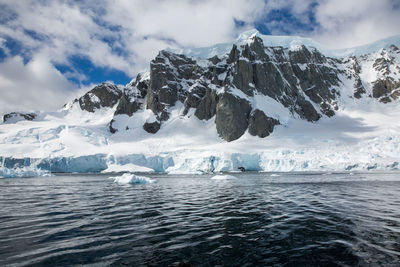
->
[0,0,399,115]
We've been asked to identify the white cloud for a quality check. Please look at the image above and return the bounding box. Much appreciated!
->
[0,0,266,76]
[311,0,400,48]
[259,0,400,49]
[0,55,76,115]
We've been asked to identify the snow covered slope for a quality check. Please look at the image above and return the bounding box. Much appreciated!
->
[1,30,400,176]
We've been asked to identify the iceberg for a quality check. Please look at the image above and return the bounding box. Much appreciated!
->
[111,173,156,185]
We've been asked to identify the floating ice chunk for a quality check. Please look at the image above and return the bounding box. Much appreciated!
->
[0,166,52,178]
[102,163,154,173]
[111,173,155,184]
[211,174,237,180]
[270,174,280,177]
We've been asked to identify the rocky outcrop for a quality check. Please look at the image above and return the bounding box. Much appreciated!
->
[147,51,201,118]
[215,93,252,141]
[372,78,400,103]
[370,46,400,103]
[75,83,122,112]
[114,93,141,116]
[66,33,400,142]
[248,109,280,138]
[3,112,36,123]
[194,89,219,120]
[143,121,161,133]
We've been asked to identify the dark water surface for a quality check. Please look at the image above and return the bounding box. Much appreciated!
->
[1,172,400,266]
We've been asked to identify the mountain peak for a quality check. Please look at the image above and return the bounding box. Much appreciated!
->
[172,30,400,60]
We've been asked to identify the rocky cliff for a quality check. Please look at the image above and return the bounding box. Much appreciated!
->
[62,33,400,142]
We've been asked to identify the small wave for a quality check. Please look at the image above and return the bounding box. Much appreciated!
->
[110,173,155,185]
[211,174,237,180]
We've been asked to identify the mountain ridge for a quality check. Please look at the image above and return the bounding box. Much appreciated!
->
[1,31,400,175]
[64,32,399,142]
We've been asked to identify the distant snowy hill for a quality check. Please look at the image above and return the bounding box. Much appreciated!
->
[1,30,400,176]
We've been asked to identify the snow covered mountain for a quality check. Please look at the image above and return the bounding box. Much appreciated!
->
[1,30,400,176]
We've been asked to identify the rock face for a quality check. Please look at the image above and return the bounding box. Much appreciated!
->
[3,112,36,123]
[215,93,252,141]
[372,78,400,103]
[66,33,400,142]
[248,110,280,138]
[143,121,161,134]
[75,83,122,112]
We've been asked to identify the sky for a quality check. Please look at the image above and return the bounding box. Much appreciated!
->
[0,0,399,115]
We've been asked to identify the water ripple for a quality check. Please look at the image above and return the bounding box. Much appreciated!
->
[0,172,400,266]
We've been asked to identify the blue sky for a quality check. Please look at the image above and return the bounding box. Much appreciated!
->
[0,0,399,114]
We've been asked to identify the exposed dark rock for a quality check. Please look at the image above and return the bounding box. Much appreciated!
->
[227,44,239,63]
[208,55,221,65]
[373,57,391,75]
[130,73,149,98]
[182,84,207,115]
[109,119,117,133]
[147,51,202,118]
[238,166,246,172]
[77,83,122,112]
[289,46,326,64]
[143,121,161,133]
[296,99,321,121]
[232,58,254,96]
[215,93,251,141]
[320,103,335,117]
[114,93,141,117]
[194,90,219,120]
[372,78,400,102]
[379,96,392,103]
[3,112,36,123]
[248,109,280,138]
[249,36,268,60]
[353,78,366,99]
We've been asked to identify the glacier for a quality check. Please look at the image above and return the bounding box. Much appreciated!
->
[1,30,400,177]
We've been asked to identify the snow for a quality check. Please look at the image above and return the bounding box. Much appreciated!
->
[211,174,237,180]
[1,93,400,176]
[252,93,291,125]
[111,173,155,185]
[88,93,100,103]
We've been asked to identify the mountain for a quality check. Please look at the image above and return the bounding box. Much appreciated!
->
[1,30,400,176]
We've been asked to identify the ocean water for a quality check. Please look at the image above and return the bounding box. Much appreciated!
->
[0,172,400,266]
